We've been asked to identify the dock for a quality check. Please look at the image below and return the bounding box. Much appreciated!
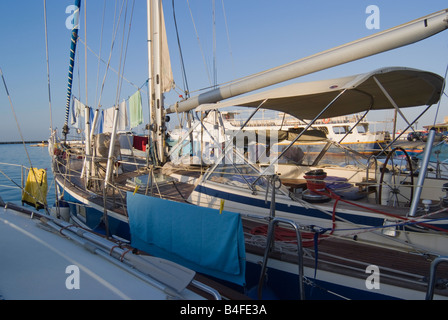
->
[390,140,427,154]
[0,141,48,145]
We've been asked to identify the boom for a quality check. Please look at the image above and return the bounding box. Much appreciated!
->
[166,9,448,114]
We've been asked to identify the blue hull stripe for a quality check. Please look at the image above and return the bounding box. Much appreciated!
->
[196,184,392,228]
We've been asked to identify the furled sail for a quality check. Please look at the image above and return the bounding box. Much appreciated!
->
[158,5,174,93]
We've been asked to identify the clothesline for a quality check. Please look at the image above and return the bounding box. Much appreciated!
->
[70,89,143,133]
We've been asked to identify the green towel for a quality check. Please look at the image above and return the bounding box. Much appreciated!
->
[129,90,143,128]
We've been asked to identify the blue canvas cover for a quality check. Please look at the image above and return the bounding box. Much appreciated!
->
[417,141,448,163]
[126,192,246,286]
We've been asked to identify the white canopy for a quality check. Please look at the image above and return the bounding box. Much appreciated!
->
[196,67,444,120]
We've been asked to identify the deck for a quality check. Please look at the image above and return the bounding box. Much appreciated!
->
[53,153,448,299]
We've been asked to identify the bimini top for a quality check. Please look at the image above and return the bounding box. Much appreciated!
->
[196,67,444,120]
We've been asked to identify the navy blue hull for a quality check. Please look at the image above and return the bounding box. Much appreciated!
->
[62,191,131,240]
[58,184,430,300]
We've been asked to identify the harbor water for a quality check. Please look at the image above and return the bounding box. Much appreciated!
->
[0,143,56,208]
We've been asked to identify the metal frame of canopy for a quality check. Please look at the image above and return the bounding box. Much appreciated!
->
[195,67,445,188]
[167,8,448,115]
[196,67,444,119]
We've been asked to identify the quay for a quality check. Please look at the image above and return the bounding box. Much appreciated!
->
[0,141,48,145]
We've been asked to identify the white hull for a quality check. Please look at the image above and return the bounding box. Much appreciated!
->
[0,204,207,300]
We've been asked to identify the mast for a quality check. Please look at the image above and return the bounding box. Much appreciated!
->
[166,9,448,114]
[148,0,166,164]
[62,0,81,142]
[147,0,155,157]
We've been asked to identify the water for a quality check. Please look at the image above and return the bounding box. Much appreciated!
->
[0,143,56,208]
[0,142,391,210]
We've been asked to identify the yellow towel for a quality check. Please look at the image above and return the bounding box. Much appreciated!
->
[22,168,48,210]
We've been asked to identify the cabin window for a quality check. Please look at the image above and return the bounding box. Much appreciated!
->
[207,162,269,192]
[333,126,346,134]
[356,124,367,134]
[274,142,327,166]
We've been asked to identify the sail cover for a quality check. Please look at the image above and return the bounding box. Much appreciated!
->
[196,67,444,120]
[160,4,174,93]
[127,192,246,286]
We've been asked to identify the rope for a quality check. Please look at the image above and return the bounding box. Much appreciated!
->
[433,62,448,126]
[120,248,132,262]
[313,186,448,234]
[94,0,107,108]
[113,0,135,107]
[0,69,50,214]
[97,0,126,110]
[186,0,212,86]
[43,0,53,133]
[248,224,318,247]
[220,0,235,79]
[172,0,190,98]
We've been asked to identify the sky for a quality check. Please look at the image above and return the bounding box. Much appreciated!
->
[0,0,447,142]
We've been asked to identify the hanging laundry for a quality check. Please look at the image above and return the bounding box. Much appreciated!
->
[103,107,115,133]
[71,97,85,129]
[129,90,143,128]
[103,101,128,133]
[118,100,128,131]
[96,109,104,134]
[70,97,76,126]
[74,98,84,118]
[89,108,104,134]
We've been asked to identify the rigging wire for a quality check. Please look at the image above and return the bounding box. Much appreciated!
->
[169,1,236,97]
[212,0,217,88]
[84,0,88,107]
[0,68,49,214]
[0,69,33,168]
[186,0,212,86]
[220,0,235,80]
[113,0,129,106]
[433,62,448,126]
[97,0,126,110]
[172,0,190,98]
[43,0,53,133]
[78,37,139,90]
[94,0,107,108]
[115,0,135,106]
[43,0,62,215]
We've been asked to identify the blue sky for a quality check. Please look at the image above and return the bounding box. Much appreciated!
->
[0,1,447,142]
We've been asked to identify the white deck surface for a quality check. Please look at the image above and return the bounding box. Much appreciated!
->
[0,207,202,300]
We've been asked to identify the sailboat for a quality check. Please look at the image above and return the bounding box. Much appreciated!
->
[0,196,221,300]
[208,110,391,155]
[49,1,448,299]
